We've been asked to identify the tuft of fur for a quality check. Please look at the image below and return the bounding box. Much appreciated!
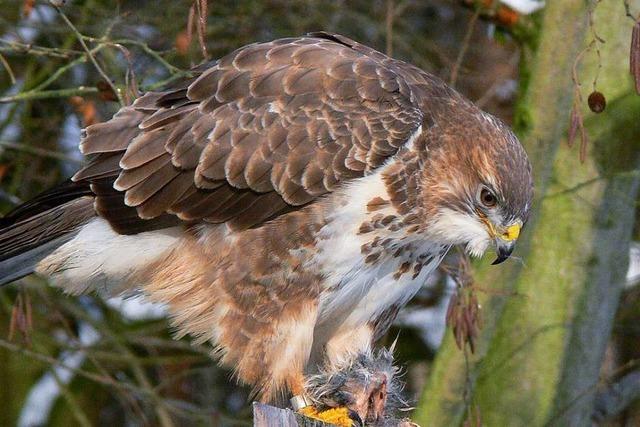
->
[305,348,413,426]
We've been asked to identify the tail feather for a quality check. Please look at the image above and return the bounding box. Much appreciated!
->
[0,238,69,285]
[0,181,95,286]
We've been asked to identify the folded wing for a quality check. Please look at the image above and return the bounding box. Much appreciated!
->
[73,33,426,233]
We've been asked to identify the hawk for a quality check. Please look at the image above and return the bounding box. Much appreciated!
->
[0,32,532,423]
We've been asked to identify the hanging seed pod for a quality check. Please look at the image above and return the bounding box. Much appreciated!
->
[631,21,640,94]
[588,91,606,113]
[568,106,580,147]
[445,292,458,325]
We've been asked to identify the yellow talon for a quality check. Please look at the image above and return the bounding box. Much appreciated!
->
[299,405,353,427]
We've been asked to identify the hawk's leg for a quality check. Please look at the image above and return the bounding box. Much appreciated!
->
[297,349,408,427]
[289,373,353,426]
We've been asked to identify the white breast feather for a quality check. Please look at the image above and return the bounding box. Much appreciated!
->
[312,164,446,331]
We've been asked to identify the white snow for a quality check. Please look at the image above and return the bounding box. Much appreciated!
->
[500,0,545,15]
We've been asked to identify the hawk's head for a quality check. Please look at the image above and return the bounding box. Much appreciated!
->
[420,111,533,264]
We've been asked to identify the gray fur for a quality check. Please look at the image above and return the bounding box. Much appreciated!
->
[305,349,411,426]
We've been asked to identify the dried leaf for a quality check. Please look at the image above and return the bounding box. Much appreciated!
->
[454,323,463,350]
[25,292,32,332]
[495,6,519,27]
[195,0,209,59]
[70,96,99,126]
[631,21,640,94]
[0,164,8,183]
[446,293,458,325]
[96,80,118,102]
[568,106,580,148]
[8,298,18,341]
[8,293,32,345]
[175,30,190,56]
[22,0,35,17]
[187,3,196,48]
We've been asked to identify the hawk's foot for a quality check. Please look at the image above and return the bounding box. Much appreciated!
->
[305,348,412,426]
[298,405,354,427]
[291,395,354,426]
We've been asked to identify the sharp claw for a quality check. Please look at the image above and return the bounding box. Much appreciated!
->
[348,409,364,426]
[298,405,354,427]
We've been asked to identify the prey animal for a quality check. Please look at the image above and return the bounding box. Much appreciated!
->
[0,32,533,424]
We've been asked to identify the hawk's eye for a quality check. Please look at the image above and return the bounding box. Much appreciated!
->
[480,188,497,208]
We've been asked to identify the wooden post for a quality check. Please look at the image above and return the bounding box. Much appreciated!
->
[252,403,334,427]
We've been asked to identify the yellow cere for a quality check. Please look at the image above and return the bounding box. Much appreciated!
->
[502,223,521,241]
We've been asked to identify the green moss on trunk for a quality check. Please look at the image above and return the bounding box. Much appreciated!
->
[414,1,640,425]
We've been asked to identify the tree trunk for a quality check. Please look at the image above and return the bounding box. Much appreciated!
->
[414,1,640,426]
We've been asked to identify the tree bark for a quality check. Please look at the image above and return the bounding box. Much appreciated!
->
[548,1,640,423]
[414,1,640,426]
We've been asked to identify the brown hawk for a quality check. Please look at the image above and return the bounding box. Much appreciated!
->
[0,32,532,423]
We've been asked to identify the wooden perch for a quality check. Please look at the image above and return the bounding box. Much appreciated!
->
[253,403,333,427]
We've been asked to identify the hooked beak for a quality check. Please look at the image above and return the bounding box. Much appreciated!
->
[490,223,521,265]
[492,239,516,265]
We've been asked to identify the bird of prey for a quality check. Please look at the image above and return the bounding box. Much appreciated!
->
[0,32,532,424]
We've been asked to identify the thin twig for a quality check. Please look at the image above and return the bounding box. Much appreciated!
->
[0,52,16,84]
[0,39,82,59]
[0,86,98,103]
[0,140,83,163]
[84,36,185,74]
[450,5,480,87]
[386,0,394,56]
[50,2,124,105]
[0,337,122,388]
[195,0,209,60]
[475,51,519,108]
[31,44,107,93]
[58,300,177,427]
[50,366,93,427]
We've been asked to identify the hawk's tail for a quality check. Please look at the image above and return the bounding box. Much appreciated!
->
[0,180,95,286]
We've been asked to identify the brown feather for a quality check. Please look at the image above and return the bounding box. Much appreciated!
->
[73,153,122,181]
[136,173,194,219]
[72,32,429,234]
[79,108,143,155]
[140,105,196,130]
[120,127,171,169]
[113,154,170,191]
[244,149,274,192]
[124,162,181,207]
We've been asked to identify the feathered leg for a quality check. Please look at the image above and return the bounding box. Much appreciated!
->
[304,348,413,427]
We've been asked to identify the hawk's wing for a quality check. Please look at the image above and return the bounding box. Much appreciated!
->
[73,32,428,233]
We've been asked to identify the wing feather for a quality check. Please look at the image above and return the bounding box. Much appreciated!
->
[72,32,428,233]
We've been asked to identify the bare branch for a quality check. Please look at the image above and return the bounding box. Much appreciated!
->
[386,0,394,56]
[0,39,82,59]
[0,52,16,84]
[50,1,124,105]
[449,6,480,88]
[0,139,83,163]
[0,86,98,103]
